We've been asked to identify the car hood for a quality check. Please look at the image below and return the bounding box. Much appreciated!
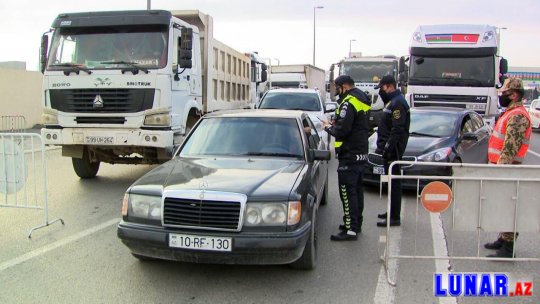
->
[129,157,305,200]
[405,136,453,157]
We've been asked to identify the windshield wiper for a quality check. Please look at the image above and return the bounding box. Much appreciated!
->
[100,61,149,74]
[49,63,92,75]
[242,152,303,158]
[410,131,441,138]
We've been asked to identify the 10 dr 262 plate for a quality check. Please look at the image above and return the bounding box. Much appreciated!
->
[169,233,232,252]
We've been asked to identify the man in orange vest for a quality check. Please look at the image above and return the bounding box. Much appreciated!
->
[484,78,532,258]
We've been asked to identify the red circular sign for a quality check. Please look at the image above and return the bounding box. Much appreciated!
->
[420,181,453,213]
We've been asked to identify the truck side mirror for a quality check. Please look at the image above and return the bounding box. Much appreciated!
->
[179,27,193,69]
[398,56,407,74]
[261,63,267,71]
[261,70,267,82]
[499,58,508,75]
[40,34,49,74]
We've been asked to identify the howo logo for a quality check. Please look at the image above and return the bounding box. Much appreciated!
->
[94,77,112,87]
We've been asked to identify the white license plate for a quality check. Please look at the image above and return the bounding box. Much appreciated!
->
[373,167,385,175]
[169,233,232,252]
[85,136,114,144]
[466,104,486,111]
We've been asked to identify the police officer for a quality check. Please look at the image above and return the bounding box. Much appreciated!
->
[484,78,532,258]
[374,75,410,227]
[323,75,371,241]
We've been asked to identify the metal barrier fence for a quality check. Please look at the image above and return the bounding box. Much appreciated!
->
[380,160,540,286]
[0,133,63,238]
[1,116,26,133]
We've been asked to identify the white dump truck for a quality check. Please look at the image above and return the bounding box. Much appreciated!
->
[403,24,508,125]
[268,64,326,93]
[39,10,267,178]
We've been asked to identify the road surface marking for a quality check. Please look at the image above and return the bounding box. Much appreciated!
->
[527,149,540,158]
[373,199,405,304]
[430,213,457,304]
[0,218,119,272]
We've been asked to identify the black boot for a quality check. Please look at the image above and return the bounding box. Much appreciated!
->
[487,241,516,258]
[338,224,361,233]
[331,230,358,241]
[484,237,504,250]
[377,212,387,219]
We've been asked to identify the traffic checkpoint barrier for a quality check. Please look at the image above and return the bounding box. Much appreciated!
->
[380,161,540,286]
[1,115,26,133]
[0,133,64,238]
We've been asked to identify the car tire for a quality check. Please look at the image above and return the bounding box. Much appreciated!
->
[72,149,100,179]
[290,212,318,270]
[131,253,158,261]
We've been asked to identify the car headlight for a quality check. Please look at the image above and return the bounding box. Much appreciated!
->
[123,193,162,222]
[144,112,171,126]
[417,147,452,162]
[244,202,299,226]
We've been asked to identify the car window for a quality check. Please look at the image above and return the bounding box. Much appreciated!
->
[303,117,320,149]
[410,111,457,137]
[460,115,477,135]
[470,113,485,130]
[259,92,322,111]
[180,117,304,158]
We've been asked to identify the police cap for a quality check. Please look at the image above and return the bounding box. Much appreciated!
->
[334,75,355,86]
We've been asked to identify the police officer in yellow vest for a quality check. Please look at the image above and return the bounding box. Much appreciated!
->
[323,75,371,241]
[484,77,532,258]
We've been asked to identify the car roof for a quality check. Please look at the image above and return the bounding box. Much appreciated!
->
[266,88,320,94]
[204,109,306,119]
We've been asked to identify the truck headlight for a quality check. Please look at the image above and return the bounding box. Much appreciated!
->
[244,202,288,226]
[144,112,171,126]
[41,109,58,125]
[126,193,162,222]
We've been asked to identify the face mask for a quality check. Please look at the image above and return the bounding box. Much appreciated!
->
[379,89,391,104]
[498,94,512,108]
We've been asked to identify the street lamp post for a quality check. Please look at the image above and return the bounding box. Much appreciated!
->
[349,39,356,57]
[147,0,151,9]
[313,6,324,66]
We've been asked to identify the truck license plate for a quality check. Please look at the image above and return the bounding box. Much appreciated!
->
[85,136,114,144]
[373,167,385,175]
[466,104,486,111]
[169,233,232,252]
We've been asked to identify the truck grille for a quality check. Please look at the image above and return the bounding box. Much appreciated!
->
[50,89,154,113]
[412,94,488,115]
[75,117,126,124]
[163,197,242,230]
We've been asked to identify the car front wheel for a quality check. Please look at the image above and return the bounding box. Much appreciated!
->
[290,213,318,270]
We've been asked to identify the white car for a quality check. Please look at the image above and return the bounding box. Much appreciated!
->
[258,88,334,148]
[528,99,540,129]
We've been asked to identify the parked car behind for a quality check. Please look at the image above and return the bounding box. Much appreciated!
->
[528,99,540,130]
[258,88,333,148]
[364,107,491,189]
[118,110,330,269]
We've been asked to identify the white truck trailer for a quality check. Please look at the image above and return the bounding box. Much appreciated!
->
[39,10,267,178]
[403,24,508,124]
[268,64,326,93]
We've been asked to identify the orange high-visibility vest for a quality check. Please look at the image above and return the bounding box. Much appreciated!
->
[488,106,532,164]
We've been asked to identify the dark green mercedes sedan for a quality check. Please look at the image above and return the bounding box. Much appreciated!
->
[118,110,330,269]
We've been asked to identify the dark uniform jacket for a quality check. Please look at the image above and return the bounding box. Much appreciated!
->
[376,89,410,160]
[325,88,371,160]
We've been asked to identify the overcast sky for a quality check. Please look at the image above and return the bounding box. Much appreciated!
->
[1,0,539,71]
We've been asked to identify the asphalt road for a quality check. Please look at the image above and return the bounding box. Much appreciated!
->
[1,132,539,304]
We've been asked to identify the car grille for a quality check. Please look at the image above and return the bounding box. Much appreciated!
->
[50,88,154,113]
[163,197,242,230]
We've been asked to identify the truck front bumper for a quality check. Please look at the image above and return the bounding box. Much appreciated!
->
[41,127,173,148]
[117,221,311,265]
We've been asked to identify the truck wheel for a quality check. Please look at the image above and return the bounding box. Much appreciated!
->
[72,150,100,179]
[290,214,318,270]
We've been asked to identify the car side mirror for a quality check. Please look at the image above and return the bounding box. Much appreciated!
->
[309,149,331,162]
[325,103,336,113]
[462,132,479,141]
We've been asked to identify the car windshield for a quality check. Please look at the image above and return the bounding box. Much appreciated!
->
[410,111,458,137]
[259,92,321,111]
[180,117,304,158]
[47,25,168,70]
